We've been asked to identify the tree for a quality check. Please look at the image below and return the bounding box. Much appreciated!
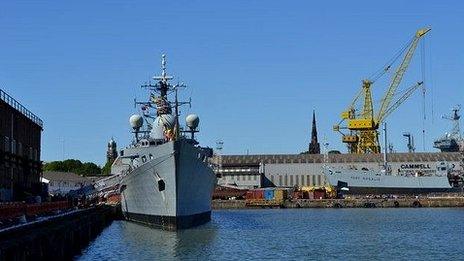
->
[102,161,113,175]
[43,159,102,176]
[76,162,102,176]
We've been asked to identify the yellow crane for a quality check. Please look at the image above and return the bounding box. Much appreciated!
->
[334,28,430,154]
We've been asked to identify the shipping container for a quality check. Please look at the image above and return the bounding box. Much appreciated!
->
[245,191,254,200]
[274,189,288,202]
[292,191,302,199]
[213,186,247,200]
[246,189,264,200]
[264,189,275,200]
[313,190,325,199]
[301,191,309,199]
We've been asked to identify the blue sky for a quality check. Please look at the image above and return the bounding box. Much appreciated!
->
[1,1,463,165]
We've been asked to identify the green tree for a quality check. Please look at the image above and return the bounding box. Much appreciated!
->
[102,161,113,175]
[43,159,102,176]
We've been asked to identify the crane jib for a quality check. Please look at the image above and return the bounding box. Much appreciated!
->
[335,27,431,154]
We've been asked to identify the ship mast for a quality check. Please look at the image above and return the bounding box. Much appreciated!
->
[135,54,191,142]
[153,54,173,96]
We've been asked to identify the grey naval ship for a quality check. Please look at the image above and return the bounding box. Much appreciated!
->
[323,162,453,195]
[322,124,454,195]
[114,55,216,230]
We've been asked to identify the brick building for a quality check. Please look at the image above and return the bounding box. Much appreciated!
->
[0,89,43,201]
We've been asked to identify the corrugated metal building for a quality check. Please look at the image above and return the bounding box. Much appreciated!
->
[0,89,43,201]
[42,171,92,196]
[217,152,462,189]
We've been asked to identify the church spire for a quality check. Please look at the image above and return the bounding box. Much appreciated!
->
[308,110,320,154]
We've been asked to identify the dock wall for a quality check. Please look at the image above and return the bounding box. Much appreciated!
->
[212,197,464,209]
[212,199,247,209]
[0,205,117,260]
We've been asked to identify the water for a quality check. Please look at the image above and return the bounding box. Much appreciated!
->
[76,208,464,260]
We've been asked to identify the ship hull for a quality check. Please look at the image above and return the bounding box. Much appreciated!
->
[323,167,453,195]
[123,211,211,230]
[120,139,216,230]
[335,186,453,195]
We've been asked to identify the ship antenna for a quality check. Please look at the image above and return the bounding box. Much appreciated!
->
[161,54,167,81]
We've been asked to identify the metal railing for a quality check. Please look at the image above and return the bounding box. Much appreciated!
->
[0,89,43,128]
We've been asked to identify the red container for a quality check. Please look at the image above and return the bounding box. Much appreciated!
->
[246,189,264,200]
[0,202,25,220]
[213,186,248,200]
[313,190,325,199]
[292,191,302,199]
[254,190,264,199]
[245,191,253,200]
[301,191,309,199]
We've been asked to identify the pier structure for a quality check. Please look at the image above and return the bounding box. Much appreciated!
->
[0,205,118,260]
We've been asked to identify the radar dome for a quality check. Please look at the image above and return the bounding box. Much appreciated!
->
[186,114,199,130]
[129,114,143,129]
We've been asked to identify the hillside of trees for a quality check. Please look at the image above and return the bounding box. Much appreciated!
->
[43,159,102,176]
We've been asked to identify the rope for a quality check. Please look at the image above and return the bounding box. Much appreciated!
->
[421,38,427,151]
[368,36,415,82]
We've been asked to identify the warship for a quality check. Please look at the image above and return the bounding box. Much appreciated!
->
[114,55,216,230]
[323,124,454,194]
[322,163,453,195]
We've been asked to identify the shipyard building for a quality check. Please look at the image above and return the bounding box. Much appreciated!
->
[217,152,462,189]
[0,89,43,201]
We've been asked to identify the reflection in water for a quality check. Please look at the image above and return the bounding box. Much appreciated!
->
[125,221,219,259]
[77,209,464,260]
[78,221,218,260]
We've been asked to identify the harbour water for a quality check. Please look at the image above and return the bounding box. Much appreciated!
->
[76,209,464,260]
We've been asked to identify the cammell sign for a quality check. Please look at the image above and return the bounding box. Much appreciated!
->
[400,164,431,169]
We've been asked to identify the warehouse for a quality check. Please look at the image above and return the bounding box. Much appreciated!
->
[218,152,462,189]
[0,89,43,201]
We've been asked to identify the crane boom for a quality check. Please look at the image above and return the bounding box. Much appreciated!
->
[376,28,430,124]
[334,27,431,154]
[381,81,423,121]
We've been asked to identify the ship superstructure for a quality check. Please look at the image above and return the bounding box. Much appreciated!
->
[434,105,463,152]
[113,55,216,230]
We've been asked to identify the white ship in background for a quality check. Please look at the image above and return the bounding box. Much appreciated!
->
[323,124,455,194]
[323,163,453,195]
[112,55,216,230]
